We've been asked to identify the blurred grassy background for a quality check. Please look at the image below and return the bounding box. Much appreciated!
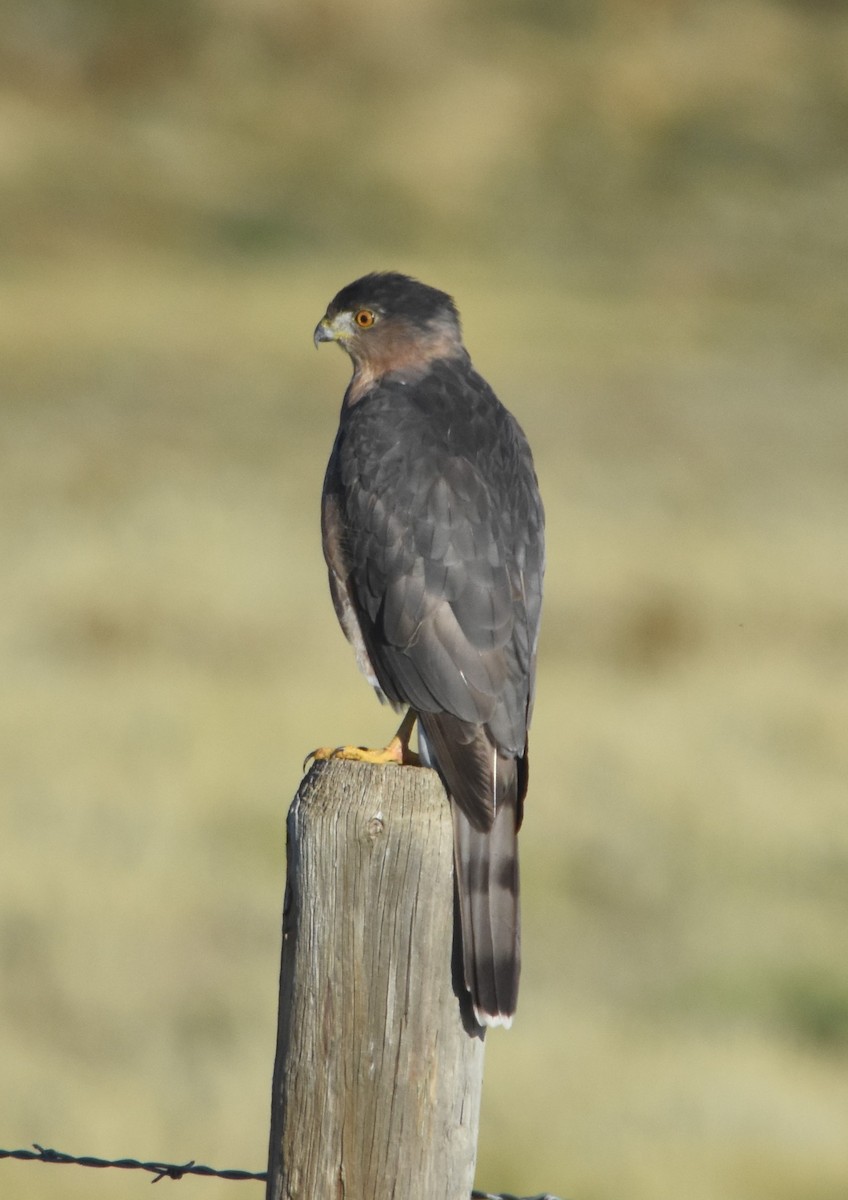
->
[1,1,847,1198]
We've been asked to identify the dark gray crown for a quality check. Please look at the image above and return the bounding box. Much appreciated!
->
[327,272,460,329]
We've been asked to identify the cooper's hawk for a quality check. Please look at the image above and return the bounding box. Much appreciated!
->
[313,272,545,1028]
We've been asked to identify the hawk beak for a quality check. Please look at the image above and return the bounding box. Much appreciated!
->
[313,317,334,348]
[314,311,357,348]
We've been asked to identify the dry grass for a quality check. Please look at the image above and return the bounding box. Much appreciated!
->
[1,2,847,1198]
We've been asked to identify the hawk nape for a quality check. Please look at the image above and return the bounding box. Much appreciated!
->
[312,271,544,1029]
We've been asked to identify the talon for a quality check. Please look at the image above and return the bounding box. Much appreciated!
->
[303,746,338,771]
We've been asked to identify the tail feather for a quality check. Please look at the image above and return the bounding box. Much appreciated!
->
[452,792,520,1027]
[417,711,523,1026]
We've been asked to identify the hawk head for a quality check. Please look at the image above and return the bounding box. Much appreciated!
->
[313,272,464,374]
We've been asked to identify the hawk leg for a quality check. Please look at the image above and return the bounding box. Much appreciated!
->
[304,708,420,771]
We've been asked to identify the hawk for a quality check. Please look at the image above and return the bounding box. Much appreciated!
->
[313,272,545,1028]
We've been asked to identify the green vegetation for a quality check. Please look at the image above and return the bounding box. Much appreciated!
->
[1,3,846,1198]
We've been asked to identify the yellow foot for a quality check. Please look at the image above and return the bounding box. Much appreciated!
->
[304,711,421,772]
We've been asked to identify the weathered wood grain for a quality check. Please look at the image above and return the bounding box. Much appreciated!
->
[266,758,485,1200]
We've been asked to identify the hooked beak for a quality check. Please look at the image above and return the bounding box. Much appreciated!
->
[313,316,334,348]
[313,310,357,349]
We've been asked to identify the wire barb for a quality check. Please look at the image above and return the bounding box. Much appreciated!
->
[151,1160,195,1184]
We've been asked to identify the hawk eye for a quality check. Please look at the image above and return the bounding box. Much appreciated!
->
[354,309,376,329]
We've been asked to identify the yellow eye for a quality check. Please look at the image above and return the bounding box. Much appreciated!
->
[354,308,376,329]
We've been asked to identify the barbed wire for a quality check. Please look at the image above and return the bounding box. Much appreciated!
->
[0,1145,264,1184]
[0,1144,561,1198]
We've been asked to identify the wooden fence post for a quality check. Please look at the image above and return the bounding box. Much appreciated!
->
[266,757,486,1200]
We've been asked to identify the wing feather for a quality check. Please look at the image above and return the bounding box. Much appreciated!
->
[322,358,544,822]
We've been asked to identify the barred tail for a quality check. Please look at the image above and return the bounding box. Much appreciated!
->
[417,712,525,1027]
[452,783,520,1027]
